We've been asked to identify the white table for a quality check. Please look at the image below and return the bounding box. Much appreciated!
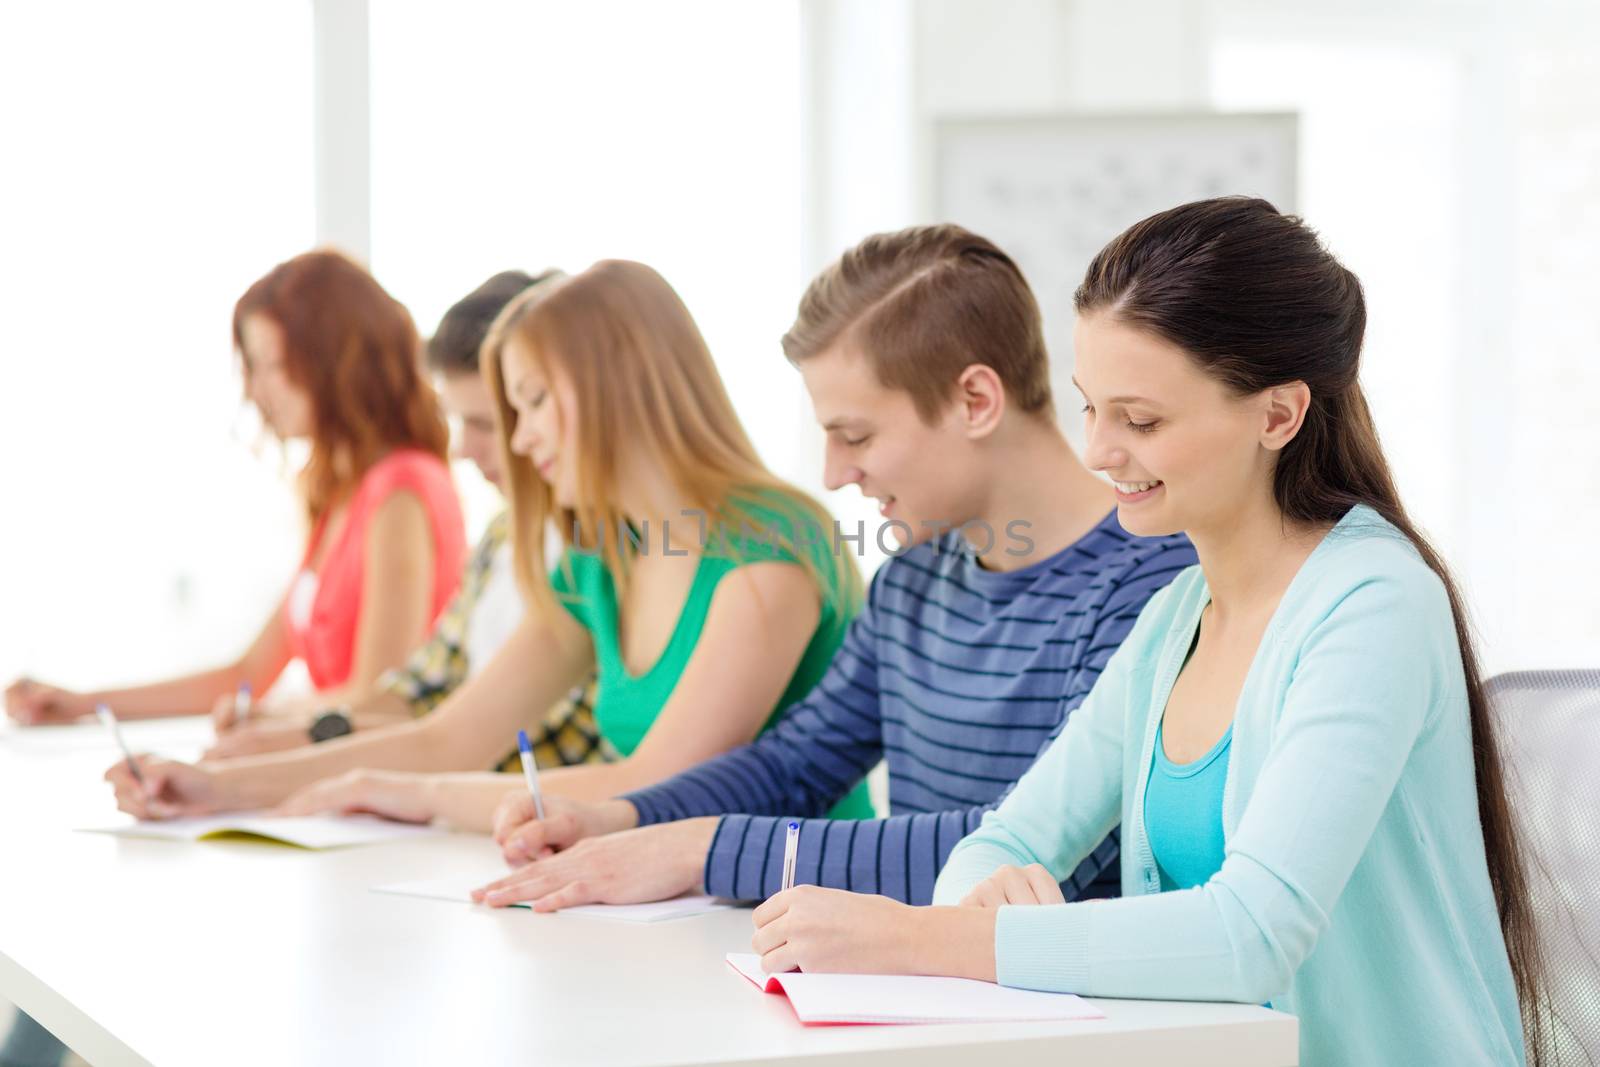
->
[0,718,1298,1066]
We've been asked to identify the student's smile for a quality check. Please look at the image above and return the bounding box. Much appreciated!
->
[1110,478,1164,504]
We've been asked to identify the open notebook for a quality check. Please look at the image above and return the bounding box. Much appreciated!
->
[372,874,731,922]
[726,953,1103,1026]
[79,813,443,850]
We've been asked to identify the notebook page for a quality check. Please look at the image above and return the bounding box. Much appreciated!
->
[80,814,245,841]
[215,814,441,848]
[372,875,730,921]
[80,813,441,848]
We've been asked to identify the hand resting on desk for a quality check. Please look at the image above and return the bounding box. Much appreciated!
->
[5,676,92,725]
[473,817,717,911]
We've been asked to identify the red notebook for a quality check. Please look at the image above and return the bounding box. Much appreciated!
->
[726,953,1103,1026]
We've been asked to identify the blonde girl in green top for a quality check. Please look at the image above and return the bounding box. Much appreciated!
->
[111,260,871,828]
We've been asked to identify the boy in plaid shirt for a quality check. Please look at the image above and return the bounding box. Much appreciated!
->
[206,271,607,771]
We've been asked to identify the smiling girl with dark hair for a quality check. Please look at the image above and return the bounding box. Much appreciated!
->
[749,198,1541,1067]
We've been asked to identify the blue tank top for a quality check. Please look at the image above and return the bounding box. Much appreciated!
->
[1144,719,1233,890]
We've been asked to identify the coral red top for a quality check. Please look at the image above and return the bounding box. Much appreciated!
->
[284,450,466,691]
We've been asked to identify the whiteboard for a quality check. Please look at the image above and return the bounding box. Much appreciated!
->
[932,112,1298,441]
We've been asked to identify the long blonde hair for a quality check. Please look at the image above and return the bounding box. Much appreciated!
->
[482,259,862,625]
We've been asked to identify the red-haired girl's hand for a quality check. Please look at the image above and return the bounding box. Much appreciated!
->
[5,677,93,725]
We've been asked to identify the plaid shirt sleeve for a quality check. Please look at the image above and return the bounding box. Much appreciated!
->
[375,510,612,772]
[494,678,615,772]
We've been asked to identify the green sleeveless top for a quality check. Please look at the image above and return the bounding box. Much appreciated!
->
[550,492,875,819]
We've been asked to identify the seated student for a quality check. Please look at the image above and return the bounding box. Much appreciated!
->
[457,224,1195,912]
[105,260,874,826]
[4,250,466,727]
[743,199,1541,1067]
[203,269,605,772]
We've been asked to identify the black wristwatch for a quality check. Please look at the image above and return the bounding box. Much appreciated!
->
[308,708,354,743]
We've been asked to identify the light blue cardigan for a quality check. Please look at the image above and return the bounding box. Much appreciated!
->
[933,505,1525,1066]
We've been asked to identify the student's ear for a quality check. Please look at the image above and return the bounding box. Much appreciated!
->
[953,363,1006,440]
[1260,381,1311,452]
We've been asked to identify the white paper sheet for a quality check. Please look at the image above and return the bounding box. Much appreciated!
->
[372,874,731,922]
[79,812,443,849]
[726,952,1104,1025]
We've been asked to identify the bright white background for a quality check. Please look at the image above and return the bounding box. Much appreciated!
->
[0,2,315,693]
[0,1,807,696]
[1,0,1595,700]
[366,0,808,543]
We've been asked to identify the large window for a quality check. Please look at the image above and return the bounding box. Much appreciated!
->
[369,0,808,536]
[5,2,1590,693]
[0,3,315,688]
[1210,38,1461,547]
[1209,13,1600,670]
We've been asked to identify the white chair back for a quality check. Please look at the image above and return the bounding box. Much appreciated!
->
[1488,669,1600,1065]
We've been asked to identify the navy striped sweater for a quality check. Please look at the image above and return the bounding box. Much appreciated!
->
[623,510,1196,904]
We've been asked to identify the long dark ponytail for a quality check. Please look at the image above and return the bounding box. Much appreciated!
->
[1075,196,1544,1056]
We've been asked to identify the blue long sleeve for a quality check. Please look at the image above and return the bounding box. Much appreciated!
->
[624,520,1197,904]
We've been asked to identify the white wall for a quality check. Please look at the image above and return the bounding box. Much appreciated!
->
[1206,0,1599,671]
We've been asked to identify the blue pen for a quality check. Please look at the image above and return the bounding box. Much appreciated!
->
[234,681,253,724]
[515,729,546,821]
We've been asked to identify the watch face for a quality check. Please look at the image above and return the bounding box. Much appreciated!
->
[310,711,353,743]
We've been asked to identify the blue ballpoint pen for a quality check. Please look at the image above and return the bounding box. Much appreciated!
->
[515,729,546,821]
